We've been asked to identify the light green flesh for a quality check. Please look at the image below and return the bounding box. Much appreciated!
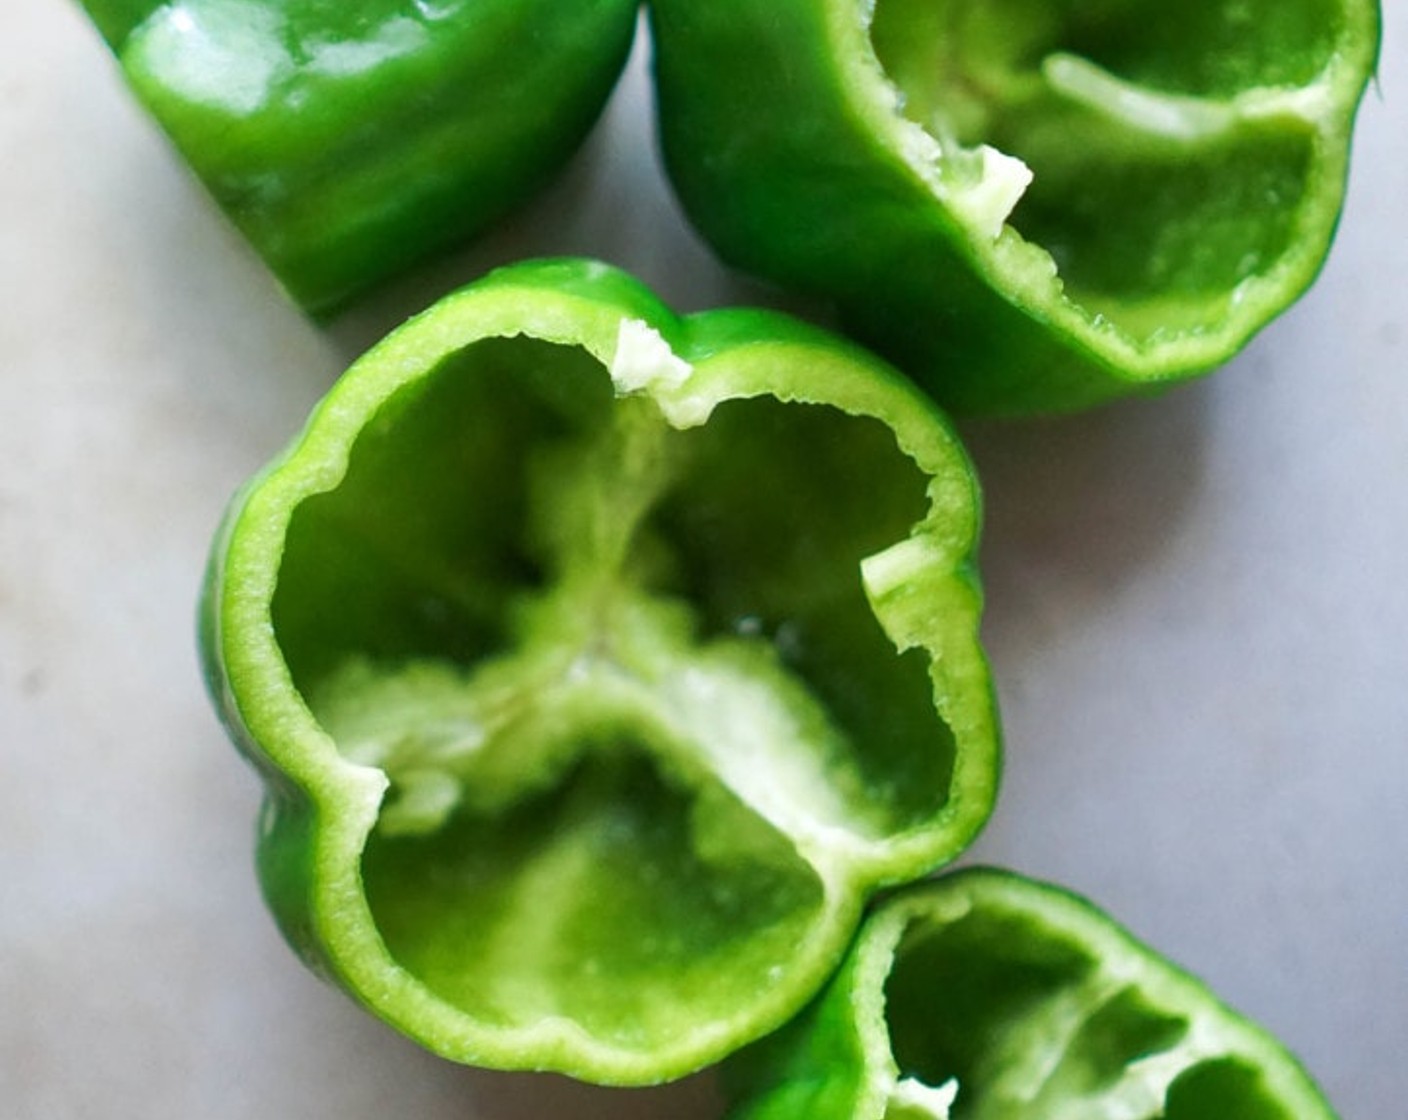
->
[270,336,955,1046]
[883,907,1295,1120]
[871,0,1337,343]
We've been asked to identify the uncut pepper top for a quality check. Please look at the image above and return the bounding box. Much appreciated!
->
[81,0,640,314]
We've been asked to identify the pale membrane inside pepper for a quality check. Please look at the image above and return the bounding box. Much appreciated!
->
[869,0,1342,345]
[269,336,957,1050]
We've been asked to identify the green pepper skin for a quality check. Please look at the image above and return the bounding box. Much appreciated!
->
[725,868,1339,1119]
[81,0,639,315]
[199,258,1000,1083]
[648,0,1381,415]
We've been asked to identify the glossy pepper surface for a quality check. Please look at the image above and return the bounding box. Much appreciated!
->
[81,0,639,314]
[725,868,1339,1119]
[649,0,1381,415]
[199,258,1000,1083]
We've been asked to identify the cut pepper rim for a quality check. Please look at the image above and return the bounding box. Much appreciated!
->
[823,0,1382,380]
[201,258,1001,1081]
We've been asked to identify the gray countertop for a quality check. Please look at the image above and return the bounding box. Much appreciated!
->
[3,3,1404,1117]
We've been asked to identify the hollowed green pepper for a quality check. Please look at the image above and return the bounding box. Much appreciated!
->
[199,258,1000,1082]
[725,867,1338,1119]
[648,0,1380,415]
[80,0,639,314]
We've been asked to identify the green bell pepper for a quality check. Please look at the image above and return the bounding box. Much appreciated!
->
[80,0,639,315]
[725,867,1339,1119]
[648,0,1380,415]
[199,257,1000,1083]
